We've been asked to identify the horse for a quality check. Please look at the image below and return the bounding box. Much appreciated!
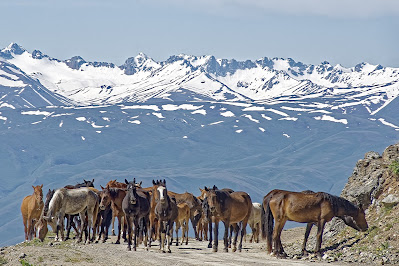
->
[151,179,178,253]
[247,202,262,243]
[195,198,209,242]
[21,185,44,241]
[205,185,252,252]
[199,187,238,249]
[105,180,127,236]
[36,189,55,242]
[168,191,202,240]
[95,190,113,243]
[122,178,151,251]
[64,179,95,240]
[174,202,190,246]
[44,187,99,243]
[261,189,368,258]
[99,186,127,244]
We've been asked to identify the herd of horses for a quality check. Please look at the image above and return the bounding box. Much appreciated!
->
[21,178,368,257]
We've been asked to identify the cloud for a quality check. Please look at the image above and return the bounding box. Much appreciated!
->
[149,0,399,18]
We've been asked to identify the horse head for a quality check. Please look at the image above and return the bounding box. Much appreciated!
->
[205,186,221,214]
[83,179,95,187]
[35,218,48,242]
[33,185,43,205]
[99,186,111,210]
[125,178,137,205]
[352,204,368,232]
[156,180,167,203]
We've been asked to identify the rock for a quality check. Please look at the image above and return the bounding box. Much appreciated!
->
[381,194,399,207]
[19,253,26,259]
[365,151,381,160]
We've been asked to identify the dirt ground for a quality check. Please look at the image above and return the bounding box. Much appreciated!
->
[0,227,357,266]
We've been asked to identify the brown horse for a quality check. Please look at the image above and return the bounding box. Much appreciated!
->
[21,185,44,241]
[205,186,252,252]
[99,186,127,244]
[168,191,202,240]
[174,202,190,246]
[261,189,368,258]
[105,180,126,236]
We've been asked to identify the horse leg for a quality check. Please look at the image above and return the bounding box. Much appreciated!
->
[115,215,121,244]
[273,219,287,258]
[126,216,132,251]
[301,223,313,256]
[204,221,208,241]
[190,214,199,240]
[233,223,240,252]
[228,224,233,248]
[238,220,248,252]
[175,221,179,246]
[167,220,173,253]
[208,220,213,248]
[65,215,72,240]
[27,217,33,241]
[212,218,219,252]
[143,217,149,251]
[255,222,260,243]
[111,215,116,236]
[315,220,326,258]
[185,218,189,245]
[122,216,127,242]
[222,221,229,252]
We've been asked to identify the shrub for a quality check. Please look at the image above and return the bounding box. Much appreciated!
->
[388,159,399,176]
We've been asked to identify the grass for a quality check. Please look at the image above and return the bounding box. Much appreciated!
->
[0,256,7,265]
[19,259,33,266]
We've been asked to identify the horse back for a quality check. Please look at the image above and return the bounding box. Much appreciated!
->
[225,191,252,223]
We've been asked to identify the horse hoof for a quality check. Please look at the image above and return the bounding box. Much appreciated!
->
[224,248,228,253]
[168,249,171,253]
[208,244,212,248]
[115,240,120,244]
[127,247,131,251]
[232,247,236,252]
[212,247,218,252]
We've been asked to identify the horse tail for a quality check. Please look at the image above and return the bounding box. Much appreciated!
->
[261,194,274,253]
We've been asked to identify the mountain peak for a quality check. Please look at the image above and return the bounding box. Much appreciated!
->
[0,43,26,59]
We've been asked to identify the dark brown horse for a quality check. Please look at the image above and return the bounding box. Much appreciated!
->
[205,186,252,252]
[151,179,178,253]
[99,186,127,244]
[261,189,368,258]
[21,185,44,241]
[122,178,151,251]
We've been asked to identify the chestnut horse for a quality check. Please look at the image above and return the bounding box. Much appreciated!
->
[261,189,368,258]
[21,185,44,241]
[174,202,190,246]
[205,186,252,252]
[105,179,126,236]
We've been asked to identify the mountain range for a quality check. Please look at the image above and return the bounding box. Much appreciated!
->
[0,43,398,246]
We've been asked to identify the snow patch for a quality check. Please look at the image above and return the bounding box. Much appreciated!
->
[220,111,235,117]
[314,115,348,124]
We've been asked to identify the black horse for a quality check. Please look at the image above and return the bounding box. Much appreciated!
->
[122,178,151,251]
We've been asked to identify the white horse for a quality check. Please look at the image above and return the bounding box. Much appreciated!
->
[248,202,262,243]
[45,187,98,243]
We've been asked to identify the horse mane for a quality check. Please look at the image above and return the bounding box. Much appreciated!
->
[317,192,358,214]
[48,189,65,216]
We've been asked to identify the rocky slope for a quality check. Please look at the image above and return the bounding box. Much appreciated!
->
[320,143,399,264]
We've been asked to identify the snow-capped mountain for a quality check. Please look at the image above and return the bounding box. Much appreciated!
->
[1,43,398,111]
[0,43,398,247]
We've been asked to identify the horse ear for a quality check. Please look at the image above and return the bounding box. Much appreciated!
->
[199,188,203,192]
[32,185,35,189]
[101,185,105,190]
[213,185,217,190]
[125,179,129,185]
[133,178,136,184]
[92,179,94,183]
[204,186,209,192]
[139,181,142,186]
[164,179,166,185]
[153,180,156,185]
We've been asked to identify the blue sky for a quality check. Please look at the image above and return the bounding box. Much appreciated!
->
[1,0,398,67]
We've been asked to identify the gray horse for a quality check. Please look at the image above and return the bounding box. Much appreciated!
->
[45,187,99,243]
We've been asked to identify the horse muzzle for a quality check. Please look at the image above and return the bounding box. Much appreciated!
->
[130,200,136,205]
[99,205,105,210]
